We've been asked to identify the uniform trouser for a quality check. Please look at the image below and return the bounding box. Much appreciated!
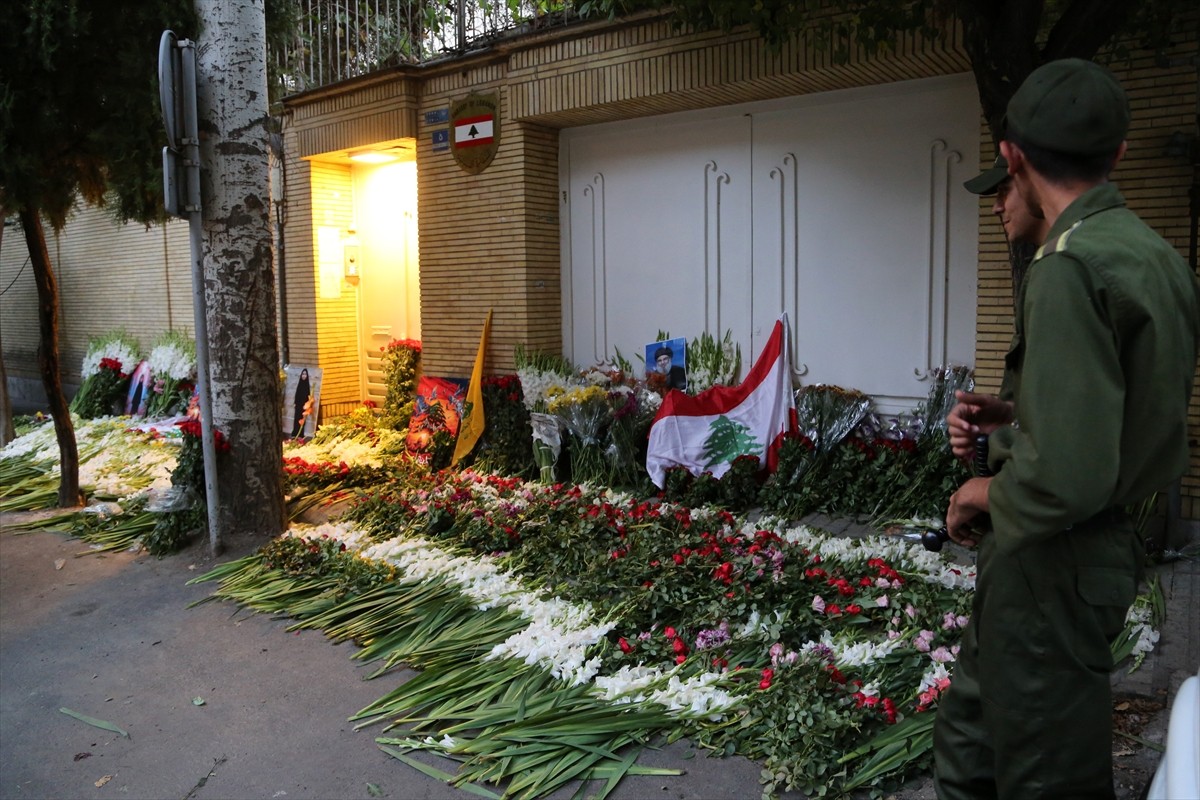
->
[932,514,1140,800]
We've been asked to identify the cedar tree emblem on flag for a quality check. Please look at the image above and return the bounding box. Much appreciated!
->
[450,91,500,175]
[645,314,798,487]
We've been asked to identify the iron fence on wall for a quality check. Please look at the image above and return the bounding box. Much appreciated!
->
[274,0,589,96]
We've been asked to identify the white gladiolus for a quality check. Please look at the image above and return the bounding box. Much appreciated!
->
[592,665,738,720]
[917,663,951,693]
[801,630,905,668]
[147,341,196,381]
[81,341,140,379]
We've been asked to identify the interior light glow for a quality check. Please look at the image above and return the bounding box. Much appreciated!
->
[349,150,398,164]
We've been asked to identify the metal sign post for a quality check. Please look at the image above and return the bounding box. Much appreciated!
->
[159,30,220,553]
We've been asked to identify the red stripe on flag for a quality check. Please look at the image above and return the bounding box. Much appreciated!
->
[651,321,786,423]
[455,114,493,126]
[455,137,494,149]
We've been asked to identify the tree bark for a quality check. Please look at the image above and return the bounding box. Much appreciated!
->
[195,0,286,548]
[19,209,82,507]
[957,0,1138,313]
[0,213,13,448]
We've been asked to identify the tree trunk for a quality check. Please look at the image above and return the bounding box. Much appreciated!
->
[19,209,82,507]
[0,329,12,448]
[195,0,285,548]
[957,0,1136,315]
[0,212,13,448]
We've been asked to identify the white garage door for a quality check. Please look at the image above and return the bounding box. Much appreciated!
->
[560,74,980,414]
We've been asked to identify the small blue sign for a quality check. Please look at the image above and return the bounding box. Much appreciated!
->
[431,128,449,152]
[424,108,449,125]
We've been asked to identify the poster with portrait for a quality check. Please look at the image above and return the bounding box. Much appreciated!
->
[124,360,153,417]
[282,365,323,439]
[406,375,466,453]
[645,337,688,393]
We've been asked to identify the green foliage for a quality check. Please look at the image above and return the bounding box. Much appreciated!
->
[474,375,535,479]
[69,361,129,419]
[760,428,966,522]
[582,0,948,56]
[0,0,199,226]
[380,339,421,431]
[144,505,204,556]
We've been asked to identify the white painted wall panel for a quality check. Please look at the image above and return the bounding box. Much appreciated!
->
[560,74,979,414]
[561,114,751,366]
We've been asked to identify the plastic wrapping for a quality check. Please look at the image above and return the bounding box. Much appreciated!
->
[529,412,562,483]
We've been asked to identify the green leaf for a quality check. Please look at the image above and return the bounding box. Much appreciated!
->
[59,707,129,738]
[378,746,501,799]
[367,782,383,797]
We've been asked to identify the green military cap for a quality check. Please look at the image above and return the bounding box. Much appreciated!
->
[1006,58,1129,155]
[964,154,1009,196]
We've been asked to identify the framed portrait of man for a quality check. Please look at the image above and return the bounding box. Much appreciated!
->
[645,337,688,392]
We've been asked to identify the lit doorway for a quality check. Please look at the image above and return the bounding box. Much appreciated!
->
[350,151,421,405]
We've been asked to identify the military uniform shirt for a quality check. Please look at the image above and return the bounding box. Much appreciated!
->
[988,183,1200,552]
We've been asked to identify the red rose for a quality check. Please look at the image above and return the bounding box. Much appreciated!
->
[618,637,633,654]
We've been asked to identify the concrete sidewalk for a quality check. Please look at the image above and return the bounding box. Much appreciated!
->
[1,514,1195,800]
[0,522,780,800]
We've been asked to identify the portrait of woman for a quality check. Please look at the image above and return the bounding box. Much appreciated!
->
[291,368,311,438]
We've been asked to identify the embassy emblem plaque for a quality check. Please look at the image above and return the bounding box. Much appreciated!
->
[450,92,500,174]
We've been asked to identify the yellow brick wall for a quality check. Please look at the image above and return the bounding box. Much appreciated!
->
[278,9,1198,516]
[0,207,193,390]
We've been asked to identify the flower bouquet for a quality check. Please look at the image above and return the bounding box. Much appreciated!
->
[796,384,872,453]
[602,382,659,489]
[476,375,534,478]
[144,331,196,418]
[70,331,140,418]
[686,329,741,393]
[548,384,612,485]
[381,338,421,431]
[515,345,580,483]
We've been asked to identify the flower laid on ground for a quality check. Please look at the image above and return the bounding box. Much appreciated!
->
[70,330,141,419]
[144,331,196,418]
[2,395,1169,799]
[1111,576,1164,673]
[192,462,987,797]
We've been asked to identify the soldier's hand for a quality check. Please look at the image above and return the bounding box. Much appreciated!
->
[947,391,1013,462]
[945,477,991,548]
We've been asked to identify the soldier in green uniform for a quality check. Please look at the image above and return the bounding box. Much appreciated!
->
[934,58,1200,799]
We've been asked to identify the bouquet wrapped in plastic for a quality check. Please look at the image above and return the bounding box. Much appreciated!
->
[548,385,611,485]
[70,331,140,419]
[145,331,196,418]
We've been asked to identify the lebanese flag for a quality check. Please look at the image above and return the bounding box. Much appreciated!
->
[646,314,798,488]
[454,115,494,148]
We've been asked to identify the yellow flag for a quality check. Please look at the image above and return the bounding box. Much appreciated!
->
[452,309,493,466]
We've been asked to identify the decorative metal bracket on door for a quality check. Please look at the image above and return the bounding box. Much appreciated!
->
[583,172,608,364]
[769,152,809,379]
[914,139,961,380]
